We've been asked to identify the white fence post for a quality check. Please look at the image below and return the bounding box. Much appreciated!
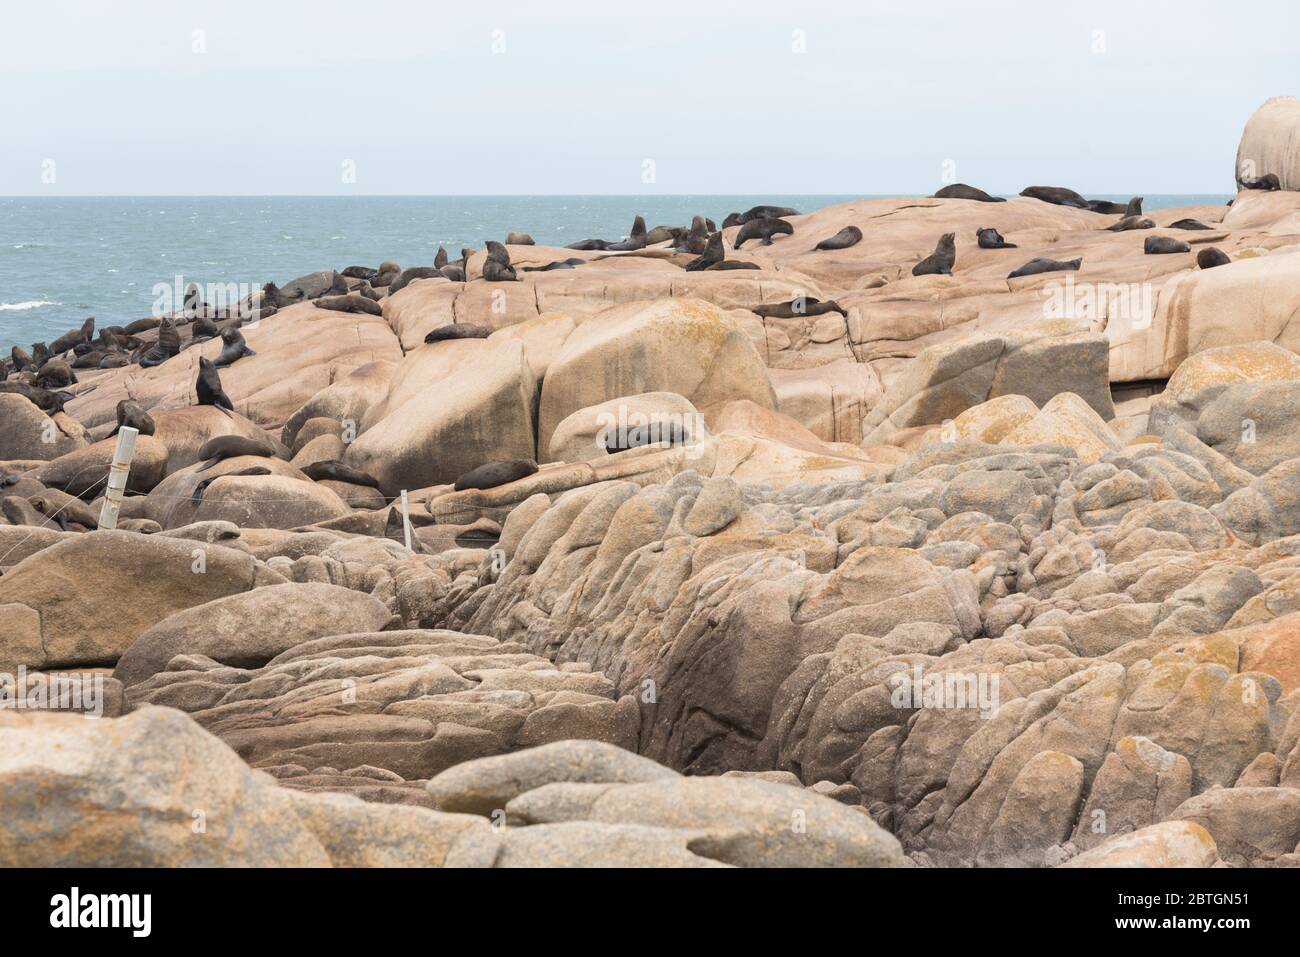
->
[98,426,139,530]
[400,489,412,551]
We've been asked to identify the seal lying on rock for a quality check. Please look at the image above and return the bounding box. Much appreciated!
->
[1107,216,1155,232]
[566,238,610,251]
[1241,173,1281,191]
[680,216,711,254]
[1144,236,1191,255]
[482,241,519,281]
[10,346,35,373]
[453,459,539,491]
[815,226,863,250]
[341,265,378,280]
[912,233,956,276]
[194,434,277,472]
[521,258,584,272]
[975,227,1016,249]
[753,297,846,319]
[138,318,180,367]
[313,294,383,316]
[192,466,272,505]
[506,232,535,245]
[728,205,800,226]
[1019,185,1090,208]
[932,183,1004,202]
[371,261,401,287]
[1169,218,1213,230]
[196,357,235,416]
[49,318,94,357]
[108,400,156,438]
[35,359,77,390]
[685,232,724,271]
[213,328,256,368]
[1196,247,1231,269]
[189,315,219,341]
[302,460,381,489]
[29,494,98,531]
[1007,256,1082,278]
[0,380,70,414]
[604,421,687,452]
[424,323,493,344]
[389,266,445,295]
[734,217,793,249]
[604,216,648,252]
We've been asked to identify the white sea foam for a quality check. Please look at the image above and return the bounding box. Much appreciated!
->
[0,300,59,312]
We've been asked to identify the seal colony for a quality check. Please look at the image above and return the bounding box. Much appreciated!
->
[4,97,1300,869]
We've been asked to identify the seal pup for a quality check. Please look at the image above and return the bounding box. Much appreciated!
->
[604,216,648,252]
[1020,186,1089,209]
[108,399,156,438]
[734,217,793,249]
[932,184,1004,203]
[685,232,724,271]
[214,327,256,367]
[912,233,956,276]
[196,357,235,416]
[453,459,539,491]
[1145,236,1191,255]
[424,323,493,343]
[1107,216,1155,232]
[1007,257,1082,279]
[975,227,1017,249]
[302,460,381,488]
[138,318,180,367]
[815,226,863,250]
[753,297,846,319]
[194,434,276,473]
[1197,247,1231,269]
[314,294,384,316]
[1241,173,1281,191]
[192,466,272,505]
[1169,218,1213,230]
[99,355,129,369]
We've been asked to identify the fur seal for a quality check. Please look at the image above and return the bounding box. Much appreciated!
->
[482,259,519,281]
[189,315,220,341]
[109,399,156,438]
[1007,257,1082,279]
[0,381,69,414]
[680,216,710,254]
[29,493,99,531]
[10,346,34,373]
[1085,199,1128,214]
[30,343,50,369]
[302,460,381,488]
[1197,247,1231,269]
[194,434,276,472]
[604,420,688,453]
[138,318,180,367]
[566,239,612,251]
[424,323,493,343]
[371,261,401,287]
[196,357,235,416]
[736,205,799,224]
[0,475,19,488]
[341,265,378,280]
[314,294,383,316]
[1019,186,1090,209]
[734,217,793,249]
[1241,173,1281,191]
[912,233,957,276]
[389,266,446,295]
[604,216,648,252]
[975,227,1017,249]
[49,318,95,356]
[752,297,846,319]
[815,226,863,251]
[685,232,725,271]
[453,459,539,491]
[434,247,448,269]
[1107,216,1155,232]
[35,359,77,390]
[214,327,256,367]
[124,317,160,336]
[192,466,272,505]
[99,355,129,369]
[521,258,584,272]
[506,232,535,245]
[1144,236,1191,255]
[932,184,1004,203]
[1,496,57,530]
[439,265,467,281]
[71,351,104,369]
[1169,218,1213,230]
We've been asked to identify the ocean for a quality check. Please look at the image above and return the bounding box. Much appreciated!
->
[0,194,1229,351]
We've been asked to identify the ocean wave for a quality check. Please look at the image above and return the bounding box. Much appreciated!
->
[0,300,59,312]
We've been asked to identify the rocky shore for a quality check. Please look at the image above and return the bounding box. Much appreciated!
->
[3,99,1300,867]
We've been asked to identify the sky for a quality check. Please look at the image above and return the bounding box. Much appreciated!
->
[2,0,1297,196]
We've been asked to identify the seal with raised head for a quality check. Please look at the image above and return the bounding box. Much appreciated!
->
[388,266,445,295]
[109,399,156,438]
[424,323,493,344]
[433,246,449,269]
[196,357,235,416]
[214,327,256,367]
[453,459,539,491]
[815,226,863,251]
[679,216,710,254]
[604,216,648,252]
[1144,236,1191,255]
[912,233,956,276]
[1020,186,1090,209]
[1007,257,1082,279]
[10,346,34,373]
[734,217,793,249]
[1197,247,1231,269]
[685,232,724,272]
[372,261,401,287]
[194,434,276,472]
[49,317,95,357]
[302,460,381,488]
[138,318,180,367]
[975,227,1017,249]
[933,184,1004,203]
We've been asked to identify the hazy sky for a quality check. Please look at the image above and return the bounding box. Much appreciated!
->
[3,0,1296,195]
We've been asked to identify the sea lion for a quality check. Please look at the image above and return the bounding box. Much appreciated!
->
[1019,186,1090,209]
[194,434,276,472]
[604,216,648,252]
[314,294,383,316]
[109,399,156,438]
[1241,173,1281,191]
[1169,218,1213,230]
[0,475,18,488]
[190,315,220,341]
[341,265,378,280]
[424,324,493,343]
[975,227,1017,249]
[815,226,863,251]
[192,466,273,505]
[138,318,180,367]
[1197,247,1231,269]
[506,232,535,245]
[453,459,539,491]
[912,233,956,276]
[685,232,725,271]
[1107,216,1155,232]
[0,381,69,414]
[932,184,1004,203]
[35,359,77,390]
[214,327,256,367]
[752,297,846,319]
[1007,257,1082,279]
[196,357,235,416]
[734,217,793,249]
[1144,236,1191,255]
[736,205,799,224]
[355,281,380,301]
[302,460,381,488]
[434,246,448,269]
[566,238,611,251]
